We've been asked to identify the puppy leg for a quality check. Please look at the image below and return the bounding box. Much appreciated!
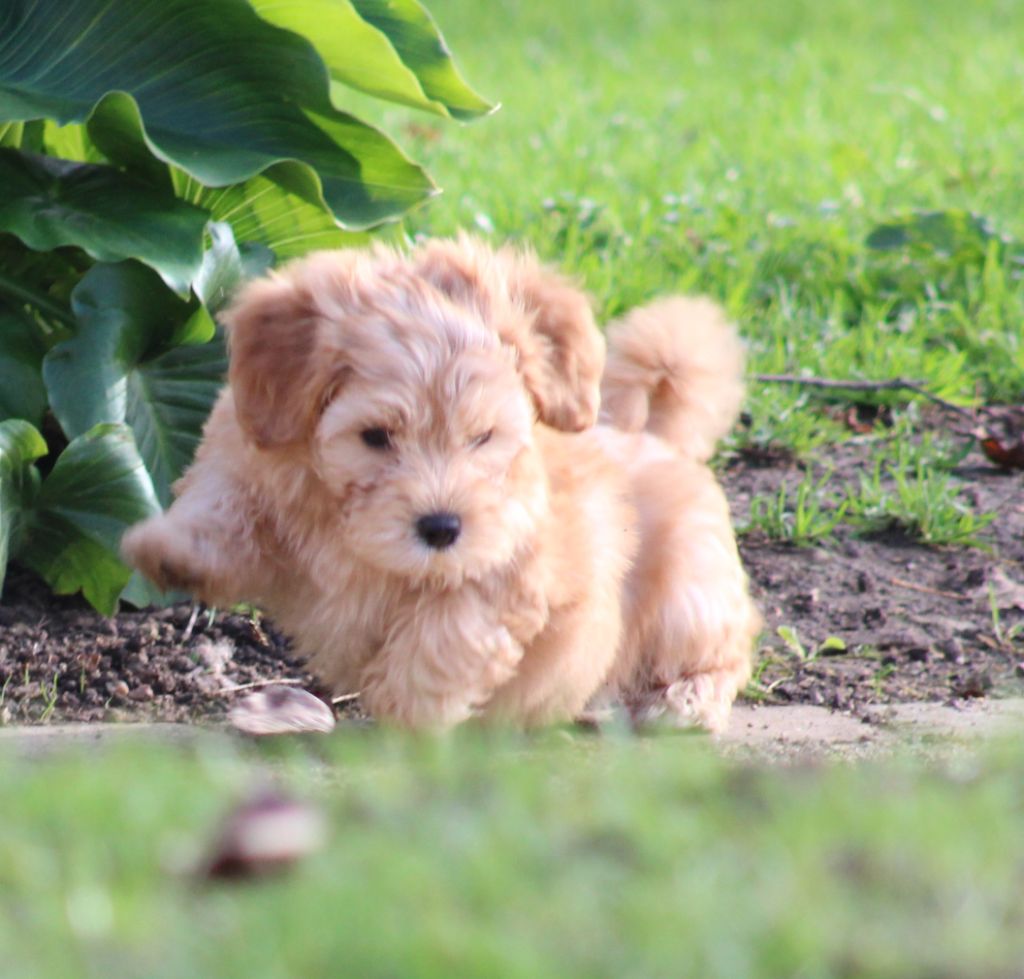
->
[616,459,760,733]
[359,592,524,730]
[482,592,625,726]
[121,470,261,608]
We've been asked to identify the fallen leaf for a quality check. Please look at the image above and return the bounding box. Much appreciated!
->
[976,567,1024,612]
[977,407,1024,469]
[979,434,1024,470]
[203,789,327,880]
[229,684,336,735]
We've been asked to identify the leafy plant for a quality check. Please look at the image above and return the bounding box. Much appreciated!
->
[846,450,995,547]
[743,470,849,546]
[776,625,847,662]
[987,582,1024,649]
[734,387,847,459]
[0,0,490,613]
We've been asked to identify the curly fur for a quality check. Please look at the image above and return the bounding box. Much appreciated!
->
[122,236,760,731]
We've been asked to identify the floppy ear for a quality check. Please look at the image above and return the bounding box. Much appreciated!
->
[414,236,605,431]
[221,271,335,449]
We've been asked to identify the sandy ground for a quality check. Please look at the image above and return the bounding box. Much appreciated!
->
[720,698,1024,761]
[2,700,1022,763]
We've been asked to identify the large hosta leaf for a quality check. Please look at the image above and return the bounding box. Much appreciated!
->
[0,308,48,426]
[0,0,434,229]
[0,233,80,331]
[0,418,46,597]
[192,222,274,313]
[250,0,492,120]
[19,423,161,614]
[352,0,495,121]
[43,263,227,506]
[175,171,368,259]
[0,148,209,294]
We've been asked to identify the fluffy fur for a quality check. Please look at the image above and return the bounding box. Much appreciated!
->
[122,236,761,731]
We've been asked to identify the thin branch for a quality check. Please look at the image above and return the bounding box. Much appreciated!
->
[753,373,976,422]
[887,576,969,602]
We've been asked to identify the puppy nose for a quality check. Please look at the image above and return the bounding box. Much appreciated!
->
[415,512,462,550]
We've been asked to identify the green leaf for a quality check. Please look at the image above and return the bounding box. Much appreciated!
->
[40,122,106,165]
[19,423,161,615]
[0,121,44,151]
[0,122,23,147]
[0,418,47,597]
[193,222,274,313]
[250,0,493,120]
[43,263,227,506]
[351,0,495,121]
[174,170,368,259]
[0,0,435,230]
[0,148,209,294]
[0,234,79,330]
[866,210,995,259]
[119,571,182,611]
[818,636,847,654]
[0,308,48,426]
[776,625,807,659]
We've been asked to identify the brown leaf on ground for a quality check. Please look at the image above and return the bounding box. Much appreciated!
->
[979,434,1024,470]
[229,684,336,736]
[978,406,1024,469]
[202,789,327,881]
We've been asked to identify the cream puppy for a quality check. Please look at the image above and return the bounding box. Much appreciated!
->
[123,237,760,731]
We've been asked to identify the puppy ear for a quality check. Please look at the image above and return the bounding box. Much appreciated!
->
[415,237,605,431]
[502,255,606,431]
[221,273,333,448]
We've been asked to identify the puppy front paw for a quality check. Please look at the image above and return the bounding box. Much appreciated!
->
[360,625,524,730]
[121,519,208,595]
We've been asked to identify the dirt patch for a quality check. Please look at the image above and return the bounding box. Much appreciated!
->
[725,438,1024,715]
[720,699,1024,762]
[0,436,1021,728]
[0,567,328,725]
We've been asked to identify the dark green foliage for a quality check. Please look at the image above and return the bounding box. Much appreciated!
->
[0,0,489,611]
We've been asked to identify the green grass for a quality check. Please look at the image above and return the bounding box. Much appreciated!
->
[349,0,1024,547]
[743,470,849,546]
[847,445,997,546]
[2,732,1024,978]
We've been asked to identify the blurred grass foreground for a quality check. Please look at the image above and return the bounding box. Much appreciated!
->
[1,730,1023,978]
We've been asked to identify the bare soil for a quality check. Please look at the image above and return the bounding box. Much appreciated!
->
[1,435,1021,729]
[728,438,1024,715]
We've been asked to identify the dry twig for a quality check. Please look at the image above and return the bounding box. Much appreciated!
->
[753,373,976,422]
[886,576,969,602]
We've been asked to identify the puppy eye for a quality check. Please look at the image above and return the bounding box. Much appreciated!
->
[360,427,393,450]
[470,429,494,448]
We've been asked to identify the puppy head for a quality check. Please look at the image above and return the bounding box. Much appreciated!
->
[221,239,603,584]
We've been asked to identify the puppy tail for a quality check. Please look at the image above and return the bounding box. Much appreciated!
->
[600,297,746,462]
